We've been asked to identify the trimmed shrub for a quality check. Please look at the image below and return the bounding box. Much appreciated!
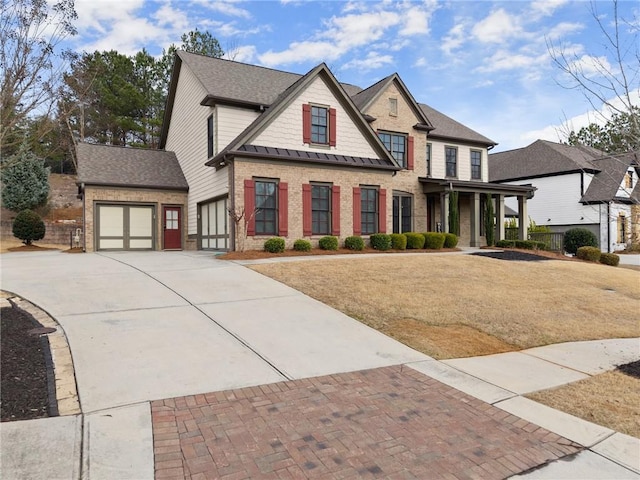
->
[514,240,538,250]
[293,239,311,252]
[424,232,446,249]
[389,233,407,250]
[576,246,601,262]
[533,241,547,250]
[600,252,620,266]
[405,232,425,249]
[318,235,339,250]
[370,233,391,251]
[444,233,458,248]
[344,235,365,251]
[564,228,598,254]
[12,210,46,245]
[264,237,285,253]
[496,240,515,248]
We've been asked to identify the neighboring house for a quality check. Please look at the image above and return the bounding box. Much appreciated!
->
[489,140,640,252]
[78,52,534,252]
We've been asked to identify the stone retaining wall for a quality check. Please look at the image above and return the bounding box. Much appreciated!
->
[1,220,84,247]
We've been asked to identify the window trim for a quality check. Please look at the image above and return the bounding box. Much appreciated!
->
[445,146,458,178]
[389,97,398,116]
[254,178,278,236]
[378,130,408,169]
[311,104,329,145]
[470,149,482,181]
[311,182,332,236]
[360,186,379,235]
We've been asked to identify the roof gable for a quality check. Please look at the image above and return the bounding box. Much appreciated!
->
[353,74,432,130]
[206,63,398,170]
[582,151,640,203]
[76,143,188,191]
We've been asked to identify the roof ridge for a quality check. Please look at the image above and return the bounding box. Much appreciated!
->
[78,142,170,153]
[178,50,304,78]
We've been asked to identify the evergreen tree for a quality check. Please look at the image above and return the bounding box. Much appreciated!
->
[1,144,50,212]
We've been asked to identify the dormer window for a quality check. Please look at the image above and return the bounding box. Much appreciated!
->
[302,103,336,146]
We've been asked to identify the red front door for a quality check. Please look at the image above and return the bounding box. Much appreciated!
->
[163,207,182,250]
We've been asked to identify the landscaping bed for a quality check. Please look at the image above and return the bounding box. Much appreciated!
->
[1,302,52,422]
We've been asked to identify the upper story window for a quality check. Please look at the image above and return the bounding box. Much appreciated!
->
[471,150,482,180]
[303,104,336,146]
[426,143,432,177]
[311,106,328,144]
[445,146,457,178]
[207,114,214,158]
[389,98,398,116]
[378,131,407,168]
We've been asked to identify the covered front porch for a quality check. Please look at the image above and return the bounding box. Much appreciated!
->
[420,178,536,247]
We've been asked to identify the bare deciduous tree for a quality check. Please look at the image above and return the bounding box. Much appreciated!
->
[0,0,77,155]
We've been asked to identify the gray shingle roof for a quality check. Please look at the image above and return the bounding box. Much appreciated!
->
[582,152,640,203]
[76,143,188,190]
[351,74,394,110]
[178,51,362,106]
[489,140,603,182]
[419,103,496,146]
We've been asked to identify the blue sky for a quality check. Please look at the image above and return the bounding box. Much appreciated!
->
[67,0,639,152]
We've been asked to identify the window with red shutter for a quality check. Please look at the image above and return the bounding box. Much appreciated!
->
[302,104,311,144]
[353,187,362,235]
[331,185,340,235]
[329,108,336,146]
[407,136,414,170]
[302,184,312,236]
[378,189,387,233]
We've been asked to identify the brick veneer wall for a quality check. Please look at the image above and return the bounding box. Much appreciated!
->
[82,186,188,252]
[233,159,394,251]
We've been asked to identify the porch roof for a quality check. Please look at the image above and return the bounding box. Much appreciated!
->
[418,177,536,197]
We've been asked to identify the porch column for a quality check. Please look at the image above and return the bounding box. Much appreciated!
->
[495,194,505,241]
[469,192,480,247]
[518,195,528,240]
[440,192,449,233]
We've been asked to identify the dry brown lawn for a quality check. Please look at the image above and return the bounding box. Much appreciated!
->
[250,254,640,359]
[0,236,67,254]
[528,371,640,438]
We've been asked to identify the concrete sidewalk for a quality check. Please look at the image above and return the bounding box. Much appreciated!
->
[1,250,638,479]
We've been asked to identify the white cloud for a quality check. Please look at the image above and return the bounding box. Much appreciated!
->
[229,45,257,63]
[399,5,431,36]
[259,41,341,66]
[472,9,524,43]
[546,21,583,40]
[441,22,466,55]
[153,2,189,31]
[323,11,400,49]
[192,0,252,19]
[475,50,547,74]
[341,52,394,72]
[529,0,569,19]
[81,17,167,55]
[569,54,614,78]
[74,0,145,32]
[414,57,427,67]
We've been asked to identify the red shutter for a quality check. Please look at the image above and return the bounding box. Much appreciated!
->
[244,179,256,236]
[378,188,387,233]
[302,104,311,144]
[407,136,414,170]
[353,187,361,235]
[329,108,337,146]
[278,182,288,237]
[302,184,312,236]
[331,185,340,235]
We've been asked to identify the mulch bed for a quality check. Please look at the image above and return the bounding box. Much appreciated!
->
[471,251,553,262]
[617,360,640,379]
[1,302,53,422]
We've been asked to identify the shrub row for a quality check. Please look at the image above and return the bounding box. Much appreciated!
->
[576,246,620,266]
[495,239,547,250]
[264,232,459,253]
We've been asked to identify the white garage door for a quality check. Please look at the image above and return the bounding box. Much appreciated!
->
[200,198,228,250]
[97,204,154,250]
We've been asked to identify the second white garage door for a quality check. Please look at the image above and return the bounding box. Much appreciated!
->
[96,204,154,250]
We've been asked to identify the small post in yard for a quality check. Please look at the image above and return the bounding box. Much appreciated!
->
[73,228,82,248]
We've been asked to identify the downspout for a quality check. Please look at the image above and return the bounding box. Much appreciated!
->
[228,158,235,252]
[607,202,611,253]
[80,183,86,252]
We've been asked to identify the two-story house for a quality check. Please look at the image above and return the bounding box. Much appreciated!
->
[489,140,640,252]
[76,52,534,252]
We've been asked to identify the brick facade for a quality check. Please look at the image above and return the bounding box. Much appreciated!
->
[233,159,393,251]
[82,186,188,252]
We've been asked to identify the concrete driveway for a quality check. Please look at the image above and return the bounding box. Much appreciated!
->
[1,250,428,413]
